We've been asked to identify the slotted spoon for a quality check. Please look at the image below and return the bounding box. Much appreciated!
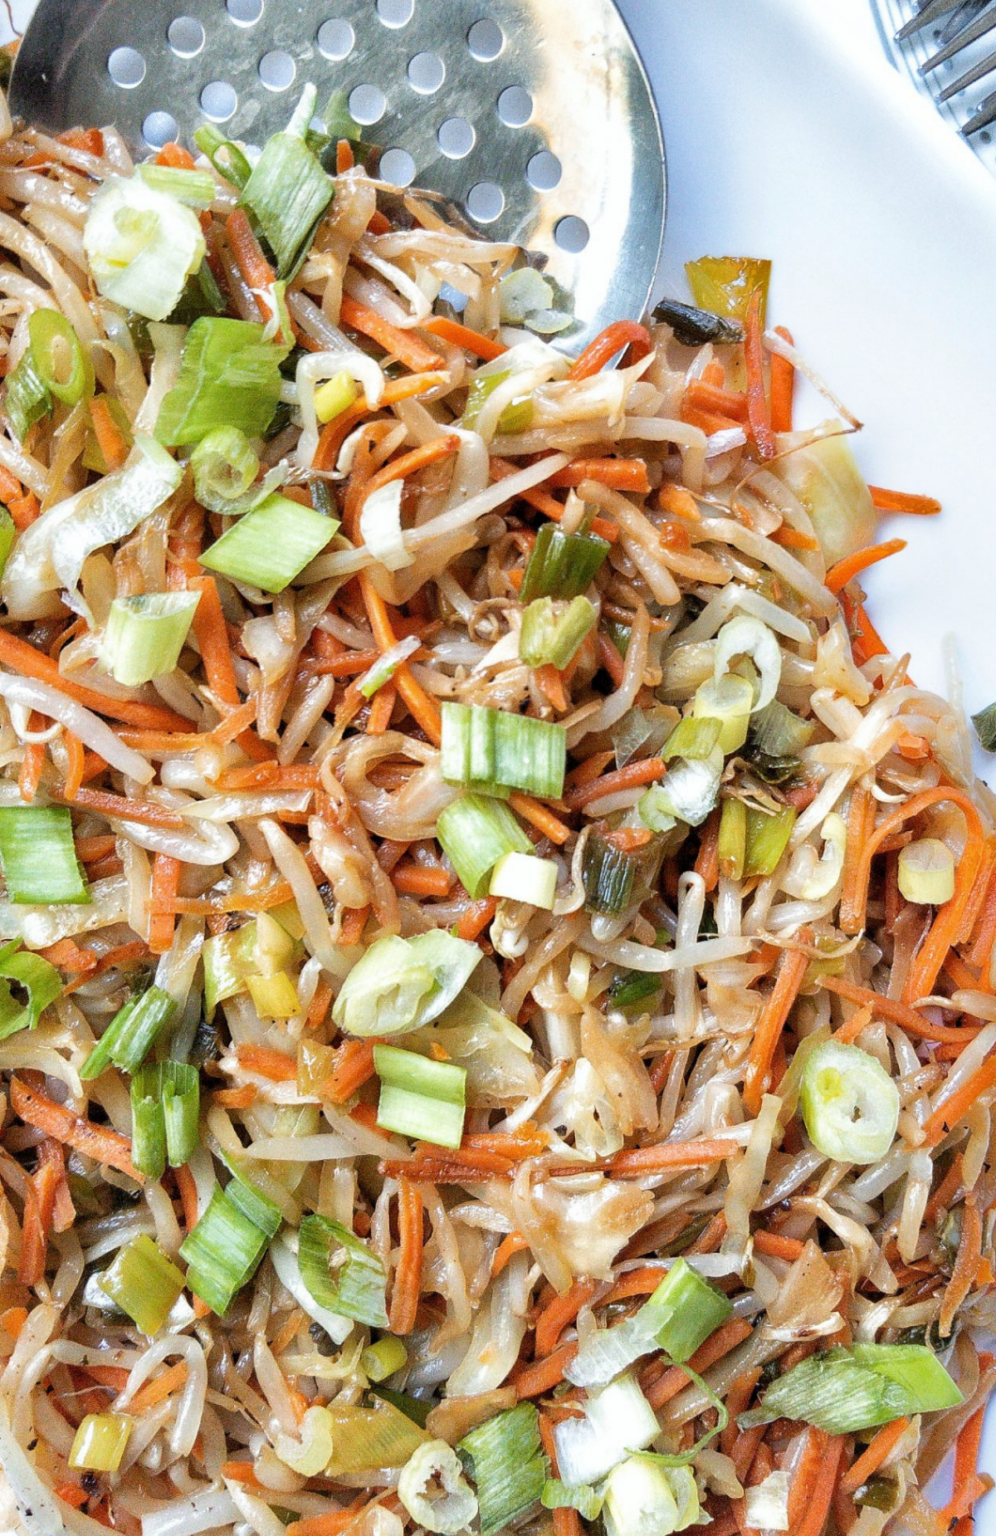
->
[6,0,665,349]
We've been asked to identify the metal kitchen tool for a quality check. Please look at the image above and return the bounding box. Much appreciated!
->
[7,0,665,348]
[873,0,996,159]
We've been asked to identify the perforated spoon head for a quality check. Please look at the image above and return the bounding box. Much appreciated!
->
[7,0,664,348]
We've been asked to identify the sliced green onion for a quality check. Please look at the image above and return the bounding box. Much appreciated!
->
[81,394,133,475]
[749,700,814,758]
[333,929,481,1038]
[462,370,533,434]
[356,634,421,700]
[0,940,61,1041]
[520,522,609,601]
[0,507,15,581]
[5,349,51,441]
[639,753,723,831]
[490,850,558,910]
[582,833,663,916]
[518,595,596,670]
[326,1398,430,1475]
[972,702,996,752]
[800,1039,899,1165]
[693,673,754,753]
[200,492,336,593]
[662,715,722,762]
[436,793,532,899]
[645,1258,732,1362]
[440,702,567,798]
[743,804,797,878]
[83,173,206,322]
[28,309,94,408]
[246,970,300,1019]
[131,1061,200,1178]
[202,922,258,1018]
[102,592,200,687]
[180,1174,281,1315]
[898,838,955,905]
[685,255,771,327]
[315,370,359,424]
[717,797,746,881]
[374,1042,467,1149]
[101,1234,185,1335]
[739,1344,962,1434]
[0,806,88,905]
[80,984,178,1080]
[398,1440,479,1535]
[609,968,662,1011]
[370,1385,433,1428]
[601,1456,700,1536]
[362,1337,408,1382]
[170,257,228,326]
[713,615,781,713]
[194,124,252,189]
[542,1482,604,1520]
[191,426,260,512]
[459,1403,549,1536]
[242,86,334,277]
[554,1373,658,1488]
[156,317,290,447]
[69,1412,132,1473]
[136,162,217,208]
[297,1213,389,1328]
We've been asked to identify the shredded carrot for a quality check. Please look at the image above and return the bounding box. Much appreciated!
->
[682,379,749,424]
[237,1044,297,1082]
[340,295,443,375]
[539,1413,581,1536]
[601,1266,669,1305]
[569,320,652,381]
[425,315,507,360]
[55,1483,89,1511]
[744,288,775,460]
[366,682,396,735]
[225,207,285,331]
[645,1318,753,1409]
[743,944,810,1115]
[359,572,442,744]
[389,1176,424,1335]
[57,787,186,830]
[694,808,721,893]
[752,1230,805,1262]
[320,1039,377,1104]
[926,1057,996,1149]
[456,896,498,940]
[597,631,626,688]
[338,904,369,945]
[769,325,795,433]
[190,574,239,707]
[391,862,452,897]
[563,755,666,811]
[939,1405,989,1529]
[175,1161,199,1233]
[840,1416,910,1494]
[535,663,570,713]
[10,1077,142,1182]
[514,1341,578,1399]
[0,627,190,731]
[491,1232,530,1275]
[548,458,651,494]
[18,1154,58,1286]
[833,1002,873,1045]
[838,785,876,934]
[155,141,195,169]
[288,1498,372,1536]
[819,973,983,1045]
[17,739,45,803]
[869,484,941,516]
[772,524,820,552]
[543,1137,739,1180]
[62,730,86,800]
[213,1085,258,1109]
[659,481,701,521]
[313,375,447,472]
[488,453,619,542]
[825,537,907,596]
[148,853,181,956]
[89,395,129,471]
[534,1277,599,1357]
[129,1360,189,1413]
[793,1430,845,1536]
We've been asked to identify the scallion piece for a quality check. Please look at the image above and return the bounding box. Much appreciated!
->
[436,793,532,899]
[693,673,754,753]
[717,797,746,880]
[459,1404,549,1536]
[333,929,481,1038]
[972,701,996,752]
[356,634,421,700]
[200,493,337,593]
[101,1234,186,1335]
[0,806,88,905]
[800,1039,899,1165]
[489,850,558,909]
[131,1060,200,1177]
[609,968,662,1010]
[0,507,15,580]
[156,317,290,447]
[644,1258,732,1362]
[136,162,217,208]
[662,715,723,762]
[897,838,955,905]
[362,1337,408,1382]
[749,699,814,758]
[297,1213,389,1328]
[542,1482,604,1520]
[315,370,359,424]
[743,804,797,878]
[190,425,260,513]
[81,395,133,475]
[462,369,533,434]
[519,522,610,601]
[601,1456,700,1536]
[554,1373,658,1488]
[180,1174,281,1315]
[739,1344,962,1434]
[242,86,334,277]
[518,595,596,670]
[5,349,51,441]
[639,753,723,831]
[374,1042,467,1149]
[102,591,200,687]
[194,124,252,189]
[69,1413,132,1473]
[326,1398,430,1475]
[246,969,300,1019]
[202,922,258,1018]
[28,308,94,408]
[582,833,662,916]
[440,702,567,798]
[80,984,178,1081]
[83,172,206,322]
[0,940,61,1041]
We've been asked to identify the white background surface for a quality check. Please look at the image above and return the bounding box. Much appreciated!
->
[0,0,994,1515]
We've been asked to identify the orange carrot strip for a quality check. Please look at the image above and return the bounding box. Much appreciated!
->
[926,1060,996,1147]
[507,791,572,846]
[0,628,190,731]
[305,979,333,1031]
[18,1155,58,1286]
[491,1232,529,1275]
[645,1318,753,1410]
[288,1499,377,1536]
[682,379,749,424]
[826,538,907,596]
[840,1417,910,1495]
[63,731,86,801]
[659,481,701,521]
[597,632,625,688]
[391,862,452,897]
[226,208,281,328]
[601,1266,670,1305]
[796,1435,845,1536]
[56,787,186,830]
[128,1360,188,1414]
[10,1077,142,1182]
[175,1162,199,1233]
[312,375,447,472]
[456,896,498,940]
[563,755,666,811]
[547,458,651,494]
[819,974,983,1045]
[694,808,721,893]
[553,1137,740,1179]
[569,321,652,381]
[359,571,442,744]
[237,1044,297,1082]
[488,455,619,542]
[744,289,775,460]
[366,682,396,735]
[213,1085,257,1109]
[752,1230,805,1262]
[869,484,941,516]
[425,315,507,360]
[838,785,875,934]
[17,739,45,803]
[539,1413,582,1536]
[535,663,570,713]
[190,575,239,707]
[340,295,443,374]
[743,945,810,1116]
[515,1342,578,1399]
[389,1176,424,1335]
[89,396,129,471]
[534,1277,600,1357]
[338,904,369,945]
[769,325,795,433]
[321,1039,377,1104]
[148,854,181,956]
[772,525,820,552]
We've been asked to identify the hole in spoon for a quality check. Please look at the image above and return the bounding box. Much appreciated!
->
[167,16,205,57]
[554,215,589,253]
[407,51,445,94]
[259,49,296,90]
[227,0,264,23]
[317,19,354,60]
[527,151,561,191]
[377,0,414,26]
[466,182,504,223]
[201,80,238,122]
[379,148,416,186]
[467,18,503,59]
[497,85,532,126]
[108,47,146,88]
[143,111,179,148]
[349,84,387,125]
[437,117,475,158]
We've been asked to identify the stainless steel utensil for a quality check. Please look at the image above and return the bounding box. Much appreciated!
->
[874,0,996,142]
[6,0,665,349]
